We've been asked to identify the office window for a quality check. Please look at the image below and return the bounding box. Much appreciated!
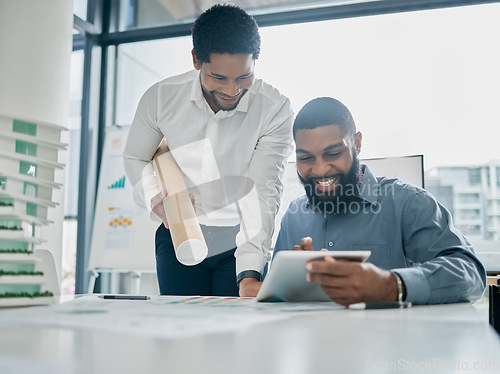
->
[457,209,481,221]
[114,0,335,31]
[114,36,192,125]
[0,240,27,252]
[257,4,500,247]
[468,168,482,186]
[112,3,500,250]
[257,5,499,168]
[23,182,37,198]
[457,225,482,236]
[73,0,88,21]
[61,48,86,295]
[19,161,37,177]
[0,177,6,190]
[114,4,500,167]
[0,198,13,207]
[0,219,21,230]
[26,202,37,217]
[65,51,84,217]
[457,193,481,205]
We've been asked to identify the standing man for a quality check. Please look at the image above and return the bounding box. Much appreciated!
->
[272,97,485,305]
[123,4,293,297]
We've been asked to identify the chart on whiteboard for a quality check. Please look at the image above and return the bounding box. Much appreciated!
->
[104,206,135,251]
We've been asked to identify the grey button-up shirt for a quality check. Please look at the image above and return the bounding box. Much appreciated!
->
[274,166,486,304]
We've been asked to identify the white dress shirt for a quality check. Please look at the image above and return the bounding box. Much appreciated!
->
[123,70,293,276]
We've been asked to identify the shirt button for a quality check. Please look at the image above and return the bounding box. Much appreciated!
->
[328,242,334,247]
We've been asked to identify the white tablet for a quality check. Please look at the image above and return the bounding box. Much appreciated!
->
[256,250,371,302]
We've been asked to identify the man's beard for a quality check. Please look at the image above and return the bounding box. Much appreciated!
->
[205,88,248,112]
[298,154,363,215]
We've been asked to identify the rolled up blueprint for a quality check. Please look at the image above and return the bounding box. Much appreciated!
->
[153,139,208,266]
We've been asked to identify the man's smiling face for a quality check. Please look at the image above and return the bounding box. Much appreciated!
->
[295,124,362,196]
[193,52,255,113]
[295,124,363,213]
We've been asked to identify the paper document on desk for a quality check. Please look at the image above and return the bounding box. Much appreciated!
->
[0,296,341,340]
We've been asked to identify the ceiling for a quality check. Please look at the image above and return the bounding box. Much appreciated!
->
[154,0,363,21]
[131,0,499,29]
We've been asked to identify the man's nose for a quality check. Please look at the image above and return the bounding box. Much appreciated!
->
[311,160,331,177]
[224,81,240,96]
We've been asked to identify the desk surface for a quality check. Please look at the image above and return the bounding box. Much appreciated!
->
[0,296,499,374]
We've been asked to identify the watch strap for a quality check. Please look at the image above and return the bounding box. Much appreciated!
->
[392,271,404,302]
[236,270,261,287]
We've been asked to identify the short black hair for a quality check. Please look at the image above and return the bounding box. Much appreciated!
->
[293,97,357,138]
[192,4,261,64]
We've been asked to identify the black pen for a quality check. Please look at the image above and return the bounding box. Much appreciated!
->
[99,295,150,300]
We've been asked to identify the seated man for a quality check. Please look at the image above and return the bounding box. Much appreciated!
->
[273,97,486,306]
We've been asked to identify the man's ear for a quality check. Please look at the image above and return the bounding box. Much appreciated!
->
[192,49,201,70]
[354,131,363,155]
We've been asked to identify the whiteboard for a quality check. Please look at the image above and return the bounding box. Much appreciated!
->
[88,126,158,272]
[272,155,424,246]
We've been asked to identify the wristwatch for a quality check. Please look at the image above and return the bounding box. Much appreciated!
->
[392,271,404,302]
[236,270,261,287]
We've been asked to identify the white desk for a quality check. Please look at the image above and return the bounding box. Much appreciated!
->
[0,296,499,374]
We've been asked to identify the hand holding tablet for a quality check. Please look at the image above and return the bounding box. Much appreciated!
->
[256,250,371,302]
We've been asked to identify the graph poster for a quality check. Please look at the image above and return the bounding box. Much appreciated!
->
[88,126,158,273]
[104,206,134,251]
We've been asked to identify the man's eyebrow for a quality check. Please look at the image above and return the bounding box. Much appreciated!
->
[324,143,345,151]
[296,143,345,154]
[210,72,253,78]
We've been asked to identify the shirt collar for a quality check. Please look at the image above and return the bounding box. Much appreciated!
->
[190,71,206,109]
[190,70,250,115]
[358,164,380,206]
